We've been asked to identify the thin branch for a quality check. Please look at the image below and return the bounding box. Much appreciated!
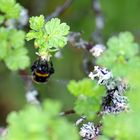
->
[60,109,75,116]
[19,70,40,105]
[92,0,105,43]
[46,0,73,21]
[79,0,106,75]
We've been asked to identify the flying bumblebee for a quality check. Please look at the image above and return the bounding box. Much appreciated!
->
[31,57,54,83]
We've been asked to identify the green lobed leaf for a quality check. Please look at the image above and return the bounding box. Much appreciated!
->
[67,78,105,97]
[26,30,42,41]
[0,27,30,70]
[102,70,140,140]
[42,100,62,118]
[74,95,101,119]
[68,79,105,119]
[5,47,30,70]
[0,0,21,18]
[29,15,45,31]
[102,112,140,140]
[26,16,70,56]
[97,32,140,77]
[107,32,138,58]
[6,100,79,140]
[34,38,46,49]
[9,30,25,48]
[45,18,70,49]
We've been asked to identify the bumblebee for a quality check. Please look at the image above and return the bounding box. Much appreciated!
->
[31,58,54,83]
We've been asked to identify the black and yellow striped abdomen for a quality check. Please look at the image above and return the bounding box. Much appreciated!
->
[31,58,54,83]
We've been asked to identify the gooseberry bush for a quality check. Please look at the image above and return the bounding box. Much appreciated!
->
[0,0,140,140]
[0,0,30,70]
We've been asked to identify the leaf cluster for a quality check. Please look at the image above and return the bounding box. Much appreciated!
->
[102,109,140,140]
[115,72,140,140]
[0,0,21,21]
[5,100,79,140]
[67,78,105,119]
[96,32,140,140]
[97,32,140,77]
[0,27,30,70]
[26,15,70,56]
[0,0,30,70]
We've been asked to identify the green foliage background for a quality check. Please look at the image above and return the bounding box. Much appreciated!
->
[6,100,79,140]
[0,1,140,139]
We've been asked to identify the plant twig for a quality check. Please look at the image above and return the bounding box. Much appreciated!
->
[46,0,73,21]
[92,0,104,43]
[60,109,75,116]
[80,0,106,75]
[19,70,40,105]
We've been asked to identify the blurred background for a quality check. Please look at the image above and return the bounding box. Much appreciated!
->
[1,0,140,126]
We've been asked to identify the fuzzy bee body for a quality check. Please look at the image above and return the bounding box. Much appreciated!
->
[31,58,54,83]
